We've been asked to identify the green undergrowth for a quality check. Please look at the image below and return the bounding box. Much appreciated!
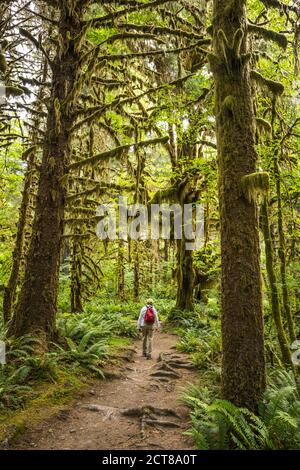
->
[0,366,86,444]
[171,294,300,450]
[170,293,222,371]
[0,296,176,444]
[182,369,300,450]
[0,300,142,442]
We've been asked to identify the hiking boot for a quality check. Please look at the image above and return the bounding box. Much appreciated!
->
[143,352,147,357]
[146,354,152,360]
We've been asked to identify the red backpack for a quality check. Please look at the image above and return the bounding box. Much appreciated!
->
[144,306,155,324]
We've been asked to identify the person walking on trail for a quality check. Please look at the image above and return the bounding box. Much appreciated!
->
[137,298,159,360]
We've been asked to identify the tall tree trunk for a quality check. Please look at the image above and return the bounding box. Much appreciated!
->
[211,0,266,411]
[274,159,296,343]
[3,58,48,323]
[117,239,125,300]
[175,238,195,311]
[261,201,294,368]
[151,240,159,290]
[3,156,36,324]
[70,240,84,313]
[163,239,169,262]
[133,240,139,300]
[8,3,86,341]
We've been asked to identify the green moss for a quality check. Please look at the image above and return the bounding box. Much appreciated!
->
[54,98,61,133]
[222,95,236,113]
[233,28,244,56]
[241,172,270,203]
[256,117,272,134]
[0,368,87,444]
[248,24,287,50]
[108,336,131,353]
[251,70,284,96]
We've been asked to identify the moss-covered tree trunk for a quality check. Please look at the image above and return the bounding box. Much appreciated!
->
[70,239,84,313]
[3,156,36,323]
[133,240,140,300]
[274,159,296,343]
[260,201,294,368]
[210,0,266,411]
[3,58,48,323]
[174,180,199,313]
[117,239,125,300]
[163,239,169,262]
[175,238,195,311]
[8,3,87,340]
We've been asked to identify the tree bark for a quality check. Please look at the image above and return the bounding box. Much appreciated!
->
[70,239,84,313]
[211,0,266,411]
[274,159,296,343]
[175,238,195,311]
[3,157,36,324]
[260,201,294,368]
[117,239,125,300]
[133,240,139,300]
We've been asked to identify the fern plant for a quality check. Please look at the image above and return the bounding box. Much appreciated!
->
[54,337,107,378]
[184,369,300,450]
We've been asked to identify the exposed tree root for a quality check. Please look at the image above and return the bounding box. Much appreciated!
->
[84,404,119,421]
[121,405,180,419]
[158,352,194,370]
[168,361,194,369]
[145,419,181,428]
[151,370,182,379]
[124,405,182,439]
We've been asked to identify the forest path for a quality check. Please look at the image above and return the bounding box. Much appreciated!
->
[13,331,198,450]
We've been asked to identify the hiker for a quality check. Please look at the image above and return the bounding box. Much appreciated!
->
[137,298,160,360]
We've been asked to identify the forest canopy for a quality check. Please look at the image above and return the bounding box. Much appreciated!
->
[0,0,300,452]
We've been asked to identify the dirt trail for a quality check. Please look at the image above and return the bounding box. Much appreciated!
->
[13,331,198,450]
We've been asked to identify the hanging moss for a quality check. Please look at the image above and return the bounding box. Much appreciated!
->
[248,24,287,50]
[241,172,270,203]
[217,29,229,64]
[222,95,236,113]
[256,117,272,134]
[54,98,61,133]
[22,146,37,161]
[233,28,244,56]
[250,70,284,96]
[48,156,56,171]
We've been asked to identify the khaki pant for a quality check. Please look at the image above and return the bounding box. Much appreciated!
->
[142,324,154,356]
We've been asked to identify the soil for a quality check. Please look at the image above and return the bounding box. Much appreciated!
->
[12,331,198,450]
